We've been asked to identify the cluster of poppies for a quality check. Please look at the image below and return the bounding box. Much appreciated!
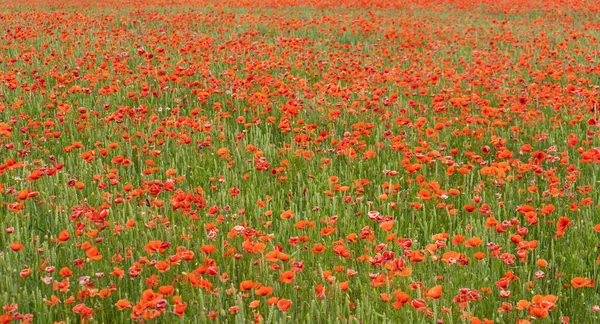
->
[0,0,599,323]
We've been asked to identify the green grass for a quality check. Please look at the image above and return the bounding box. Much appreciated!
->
[0,1,599,323]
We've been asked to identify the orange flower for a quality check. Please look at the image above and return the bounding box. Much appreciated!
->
[144,240,162,255]
[174,301,187,317]
[425,285,442,299]
[255,286,273,296]
[473,252,485,260]
[516,300,530,310]
[432,233,450,241]
[451,235,465,245]
[279,209,294,219]
[465,237,483,247]
[379,220,395,232]
[279,271,295,284]
[159,285,175,295]
[528,306,549,318]
[418,189,432,200]
[0,315,12,324]
[320,227,337,236]
[115,299,132,310]
[155,261,170,273]
[311,243,326,254]
[57,230,70,242]
[277,299,292,312]
[200,245,216,254]
[240,280,255,291]
[20,268,31,278]
[45,295,61,306]
[571,277,594,289]
[555,216,572,238]
[380,293,393,302]
[410,298,426,310]
[59,267,73,277]
[391,291,411,309]
[339,281,349,291]
[86,246,102,260]
[10,242,24,251]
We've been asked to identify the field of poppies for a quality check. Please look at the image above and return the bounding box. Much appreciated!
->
[0,0,599,322]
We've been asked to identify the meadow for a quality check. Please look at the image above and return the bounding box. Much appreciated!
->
[0,0,599,322]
